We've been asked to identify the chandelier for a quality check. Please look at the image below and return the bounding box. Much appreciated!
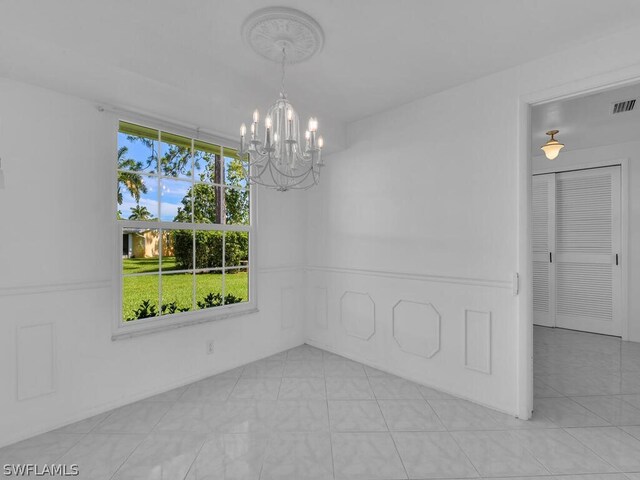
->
[238,7,325,191]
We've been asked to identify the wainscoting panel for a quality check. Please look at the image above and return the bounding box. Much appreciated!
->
[464,310,492,374]
[17,323,56,400]
[393,300,441,358]
[340,291,375,340]
[305,266,516,415]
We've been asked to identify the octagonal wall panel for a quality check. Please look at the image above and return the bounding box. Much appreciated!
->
[393,300,441,358]
[340,291,375,340]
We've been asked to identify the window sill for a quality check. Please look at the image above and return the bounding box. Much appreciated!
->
[111,303,259,340]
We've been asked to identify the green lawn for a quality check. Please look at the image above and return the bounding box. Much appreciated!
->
[122,257,248,320]
[122,256,178,274]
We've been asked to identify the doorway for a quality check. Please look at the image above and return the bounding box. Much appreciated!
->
[533,165,623,336]
[524,79,640,423]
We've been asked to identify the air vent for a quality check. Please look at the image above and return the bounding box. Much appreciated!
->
[612,99,636,114]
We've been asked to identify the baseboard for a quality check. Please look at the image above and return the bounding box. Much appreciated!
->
[304,337,517,418]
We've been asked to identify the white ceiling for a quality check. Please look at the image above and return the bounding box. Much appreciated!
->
[531,82,640,157]
[3,0,640,149]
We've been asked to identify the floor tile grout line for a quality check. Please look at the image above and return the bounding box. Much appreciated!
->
[374,391,410,479]
[560,395,617,426]
[570,394,640,420]
[105,400,176,479]
[560,425,626,473]
[324,372,337,480]
[107,430,151,480]
[426,395,484,479]
[178,434,208,480]
[51,431,89,464]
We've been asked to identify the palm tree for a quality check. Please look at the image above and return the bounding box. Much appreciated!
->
[128,204,153,221]
[117,146,147,205]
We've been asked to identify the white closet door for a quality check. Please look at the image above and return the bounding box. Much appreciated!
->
[554,166,621,336]
[532,174,556,327]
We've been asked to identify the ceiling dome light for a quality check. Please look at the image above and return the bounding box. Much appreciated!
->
[541,130,564,160]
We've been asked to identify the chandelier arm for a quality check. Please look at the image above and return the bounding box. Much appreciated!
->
[268,162,316,189]
[263,159,316,180]
[245,150,315,181]
[247,158,271,180]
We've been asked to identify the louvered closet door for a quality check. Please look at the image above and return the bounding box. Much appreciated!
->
[554,166,621,336]
[532,174,556,327]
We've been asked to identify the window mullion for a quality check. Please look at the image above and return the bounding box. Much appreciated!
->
[156,134,162,317]
[222,232,226,304]
[191,138,196,311]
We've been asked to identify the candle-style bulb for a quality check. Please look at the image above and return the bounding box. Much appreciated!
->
[287,108,293,121]
[317,136,324,148]
[308,117,318,132]
[240,123,246,136]
[253,110,259,123]
[305,130,310,140]
[265,116,272,129]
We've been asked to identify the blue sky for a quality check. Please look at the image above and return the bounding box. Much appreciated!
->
[118,133,188,221]
[118,132,247,221]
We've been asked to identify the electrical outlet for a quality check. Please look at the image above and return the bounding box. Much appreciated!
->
[206,341,214,355]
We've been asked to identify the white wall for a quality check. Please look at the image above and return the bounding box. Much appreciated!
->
[0,78,307,448]
[305,24,640,417]
[533,141,640,342]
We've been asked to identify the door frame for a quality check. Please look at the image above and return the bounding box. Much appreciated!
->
[516,70,640,420]
[533,160,629,338]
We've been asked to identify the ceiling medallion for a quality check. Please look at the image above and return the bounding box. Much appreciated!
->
[238,7,326,191]
[241,7,324,64]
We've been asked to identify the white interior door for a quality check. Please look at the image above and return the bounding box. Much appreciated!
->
[532,174,556,327]
[554,166,622,336]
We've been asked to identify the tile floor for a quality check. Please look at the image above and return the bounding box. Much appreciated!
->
[2,326,640,479]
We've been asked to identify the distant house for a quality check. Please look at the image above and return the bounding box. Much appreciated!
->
[122,229,174,258]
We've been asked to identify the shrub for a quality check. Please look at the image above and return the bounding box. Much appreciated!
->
[172,230,247,270]
[128,300,158,320]
[196,292,244,309]
[127,293,244,321]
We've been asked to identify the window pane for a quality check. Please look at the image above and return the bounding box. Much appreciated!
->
[117,131,157,174]
[195,271,223,310]
[225,187,249,225]
[225,231,249,267]
[194,184,222,224]
[160,272,194,315]
[159,132,192,179]
[123,275,159,321]
[119,175,158,221]
[193,148,219,184]
[225,268,248,304]
[122,228,160,274]
[160,230,179,272]
[224,155,248,188]
[171,229,194,270]
[195,230,223,269]
[160,178,191,222]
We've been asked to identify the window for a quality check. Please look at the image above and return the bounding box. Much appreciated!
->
[116,121,253,334]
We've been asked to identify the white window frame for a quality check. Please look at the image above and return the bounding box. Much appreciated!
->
[112,116,258,340]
